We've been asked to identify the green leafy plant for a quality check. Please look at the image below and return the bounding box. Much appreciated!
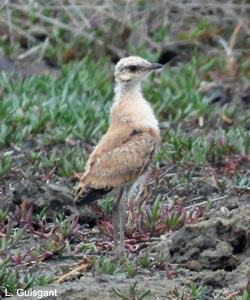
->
[0,209,7,225]
[54,214,80,239]
[242,290,250,300]
[236,173,250,190]
[167,283,205,300]
[125,261,137,278]
[136,254,155,269]
[112,281,150,300]
[0,259,52,295]
[0,154,12,177]
[0,222,25,255]
[95,256,121,275]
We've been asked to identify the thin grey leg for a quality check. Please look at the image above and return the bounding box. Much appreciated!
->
[119,191,126,257]
[112,188,123,251]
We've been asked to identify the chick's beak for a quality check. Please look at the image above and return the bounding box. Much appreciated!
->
[144,63,163,72]
[152,63,163,69]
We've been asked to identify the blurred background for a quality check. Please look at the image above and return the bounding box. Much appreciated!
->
[0,1,250,70]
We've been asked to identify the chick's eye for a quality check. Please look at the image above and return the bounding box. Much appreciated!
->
[128,65,137,72]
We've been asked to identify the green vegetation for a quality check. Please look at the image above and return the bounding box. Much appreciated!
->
[112,281,150,300]
[95,256,121,275]
[1,52,249,180]
[0,259,52,295]
[167,283,206,300]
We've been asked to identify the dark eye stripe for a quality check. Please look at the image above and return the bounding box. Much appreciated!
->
[127,65,137,72]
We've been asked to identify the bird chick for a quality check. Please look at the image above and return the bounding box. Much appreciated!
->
[75,56,162,257]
